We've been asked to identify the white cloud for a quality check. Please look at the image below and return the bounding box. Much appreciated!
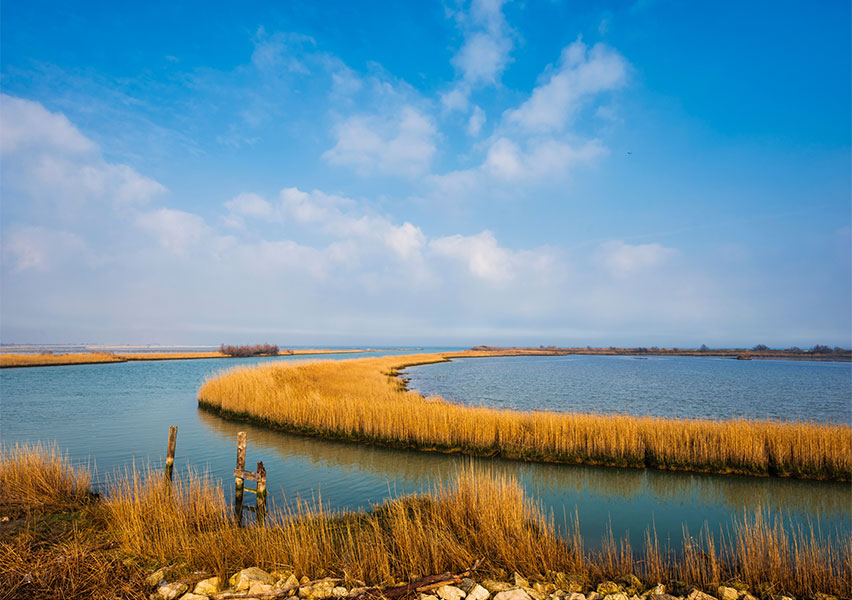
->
[440,87,471,113]
[250,28,314,74]
[0,94,96,156]
[451,0,513,87]
[136,208,212,256]
[2,226,90,271]
[467,105,486,136]
[225,192,274,219]
[323,106,437,177]
[599,240,678,276]
[504,39,627,133]
[279,187,425,261]
[1,95,166,214]
[430,230,514,283]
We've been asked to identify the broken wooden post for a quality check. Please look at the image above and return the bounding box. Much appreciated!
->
[164,425,178,485]
[234,431,247,526]
[255,461,267,524]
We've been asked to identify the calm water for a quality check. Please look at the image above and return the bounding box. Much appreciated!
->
[404,355,852,423]
[1,352,850,551]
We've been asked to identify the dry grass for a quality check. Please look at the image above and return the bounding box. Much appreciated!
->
[0,352,127,368]
[0,348,376,368]
[197,354,852,481]
[2,445,849,598]
[0,444,146,600]
[0,443,92,509]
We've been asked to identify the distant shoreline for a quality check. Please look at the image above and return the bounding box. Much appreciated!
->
[2,344,849,368]
[0,348,377,369]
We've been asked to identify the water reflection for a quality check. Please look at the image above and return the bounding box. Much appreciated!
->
[197,409,851,549]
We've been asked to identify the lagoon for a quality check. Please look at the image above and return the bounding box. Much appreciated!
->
[1,351,849,551]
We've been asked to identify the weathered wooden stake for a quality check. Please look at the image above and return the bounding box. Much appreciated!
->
[255,461,267,524]
[164,425,178,485]
[234,431,247,525]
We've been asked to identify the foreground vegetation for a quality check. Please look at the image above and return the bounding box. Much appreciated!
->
[197,353,852,481]
[1,445,849,599]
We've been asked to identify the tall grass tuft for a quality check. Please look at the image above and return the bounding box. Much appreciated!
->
[197,354,852,481]
[0,443,92,508]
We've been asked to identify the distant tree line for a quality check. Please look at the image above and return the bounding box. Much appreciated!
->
[219,343,279,357]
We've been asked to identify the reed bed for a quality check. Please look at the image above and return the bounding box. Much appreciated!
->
[0,352,127,368]
[197,354,852,481]
[2,445,849,597]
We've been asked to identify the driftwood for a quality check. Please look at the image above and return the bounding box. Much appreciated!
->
[212,577,342,600]
[339,558,483,600]
[210,559,481,600]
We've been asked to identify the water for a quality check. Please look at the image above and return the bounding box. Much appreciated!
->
[1,351,849,551]
[403,355,852,423]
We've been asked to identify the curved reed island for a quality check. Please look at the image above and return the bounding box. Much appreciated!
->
[197,353,852,481]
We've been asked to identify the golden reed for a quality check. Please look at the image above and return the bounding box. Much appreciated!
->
[197,353,852,481]
[1,444,849,597]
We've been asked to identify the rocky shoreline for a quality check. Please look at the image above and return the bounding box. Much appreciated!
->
[147,566,834,600]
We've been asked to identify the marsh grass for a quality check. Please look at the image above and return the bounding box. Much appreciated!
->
[197,354,852,481]
[1,445,849,597]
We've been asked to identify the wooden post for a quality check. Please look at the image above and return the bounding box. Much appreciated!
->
[255,461,267,525]
[234,432,247,526]
[164,426,178,485]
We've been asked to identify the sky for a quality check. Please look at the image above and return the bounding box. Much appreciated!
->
[1,0,850,348]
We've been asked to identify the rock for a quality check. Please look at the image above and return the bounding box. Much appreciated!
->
[276,574,301,590]
[585,593,602,600]
[482,581,514,594]
[605,594,629,600]
[301,576,311,585]
[618,576,642,593]
[645,595,678,600]
[147,569,169,588]
[333,587,349,597]
[740,594,759,600]
[813,595,838,600]
[154,582,188,600]
[230,567,275,591]
[468,585,490,600]
[567,594,586,600]
[514,574,530,588]
[642,586,666,598]
[494,590,533,600]
[597,583,623,597]
[420,595,440,600]
[686,591,717,600]
[438,586,467,600]
[250,582,275,595]
[179,595,209,600]
[458,579,478,594]
[524,588,545,600]
[304,580,337,600]
[194,577,222,596]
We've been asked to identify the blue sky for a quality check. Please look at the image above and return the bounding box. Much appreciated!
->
[1,0,849,347]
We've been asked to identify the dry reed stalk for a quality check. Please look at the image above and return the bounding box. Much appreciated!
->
[197,354,852,481]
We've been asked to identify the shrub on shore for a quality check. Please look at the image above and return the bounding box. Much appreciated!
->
[218,343,279,357]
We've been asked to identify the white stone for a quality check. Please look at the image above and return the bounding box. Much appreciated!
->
[179,594,209,600]
[333,587,349,597]
[567,594,586,600]
[438,586,467,600]
[155,582,188,600]
[468,585,490,600]
[230,567,275,591]
[494,590,533,600]
[193,577,221,596]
